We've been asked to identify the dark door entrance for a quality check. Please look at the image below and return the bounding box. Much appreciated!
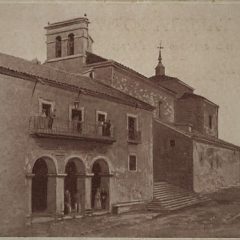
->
[71,109,83,133]
[91,162,101,208]
[32,159,48,212]
[65,161,77,210]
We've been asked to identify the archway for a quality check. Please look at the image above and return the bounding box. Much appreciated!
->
[64,158,85,214]
[31,157,57,213]
[91,159,110,210]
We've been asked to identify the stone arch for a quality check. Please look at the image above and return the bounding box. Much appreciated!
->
[90,156,113,174]
[27,154,58,174]
[31,156,57,214]
[64,156,86,174]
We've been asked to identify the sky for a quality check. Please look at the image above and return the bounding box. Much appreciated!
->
[0,1,240,145]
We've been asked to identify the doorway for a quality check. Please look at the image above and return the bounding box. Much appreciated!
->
[32,158,48,213]
[65,161,77,210]
[91,159,110,210]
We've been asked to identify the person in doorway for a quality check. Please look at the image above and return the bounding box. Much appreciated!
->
[74,191,82,214]
[48,108,56,129]
[64,189,71,214]
[97,120,104,136]
[100,187,108,209]
[94,188,102,210]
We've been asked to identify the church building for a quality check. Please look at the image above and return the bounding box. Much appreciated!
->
[0,16,240,235]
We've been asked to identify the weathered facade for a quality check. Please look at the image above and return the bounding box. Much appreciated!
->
[193,141,240,193]
[1,15,240,235]
[0,50,154,234]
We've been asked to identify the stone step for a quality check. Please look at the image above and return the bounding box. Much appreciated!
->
[153,196,199,204]
[148,181,210,212]
[153,192,196,199]
[148,198,203,211]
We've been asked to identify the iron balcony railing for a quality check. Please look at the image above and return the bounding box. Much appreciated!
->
[29,116,115,143]
[127,130,142,144]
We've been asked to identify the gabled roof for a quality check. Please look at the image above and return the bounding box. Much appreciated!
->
[0,52,155,111]
[155,119,239,151]
[180,92,219,107]
[84,52,176,96]
[149,74,194,91]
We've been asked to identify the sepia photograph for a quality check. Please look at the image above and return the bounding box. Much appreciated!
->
[0,0,240,237]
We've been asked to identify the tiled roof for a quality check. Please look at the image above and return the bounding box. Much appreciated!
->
[85,52,176,96]
[0,52,154,111]
[149,74,194,91]
[155,119,240,150]
[180,92,219,107]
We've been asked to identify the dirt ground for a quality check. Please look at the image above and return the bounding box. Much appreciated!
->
[15,201,240,237]
[10,187,240,237]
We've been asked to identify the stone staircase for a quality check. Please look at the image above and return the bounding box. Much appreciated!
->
[147,181,210,211]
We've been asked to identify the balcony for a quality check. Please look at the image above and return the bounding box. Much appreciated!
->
[29,116,116,144]
[127,130,141,144]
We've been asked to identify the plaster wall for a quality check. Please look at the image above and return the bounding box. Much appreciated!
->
[193,141,240,193]
[0,74,33,235]
[176,97,203,133]
[92,66,175,122]
[0,72,153,234]
[203,101,218,137]
[153,121,193,190]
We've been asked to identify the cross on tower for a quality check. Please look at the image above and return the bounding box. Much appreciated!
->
[157,41,164,62]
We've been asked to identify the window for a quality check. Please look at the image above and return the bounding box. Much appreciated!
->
[158,100,162,119]
[55,36,62,58]
[42,103,51,117]
[127,115,138,140]
[209,115,213,129]
[70,107,84,133]
[170,139,175,147]
[96,111,107,123]
[67,33,74,56]
[39,98,55,117]
[129,155,137,171]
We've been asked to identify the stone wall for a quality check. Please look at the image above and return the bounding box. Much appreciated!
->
[193,141,240,193]
[45,56,85,73]
[153,121,193,190]
[92,65,175,122]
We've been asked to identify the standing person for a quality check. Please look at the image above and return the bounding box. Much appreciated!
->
[64,189,71,215]
[100,188,108,209]
[102,121,107,136]
[94,188,102,210]
[40,109,47,129]
[74,191,82,214]
[106,120,111,137]
[48,108,56,129]
[97,120,104,136]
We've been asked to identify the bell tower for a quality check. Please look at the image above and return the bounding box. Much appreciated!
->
[44,15,93,73]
